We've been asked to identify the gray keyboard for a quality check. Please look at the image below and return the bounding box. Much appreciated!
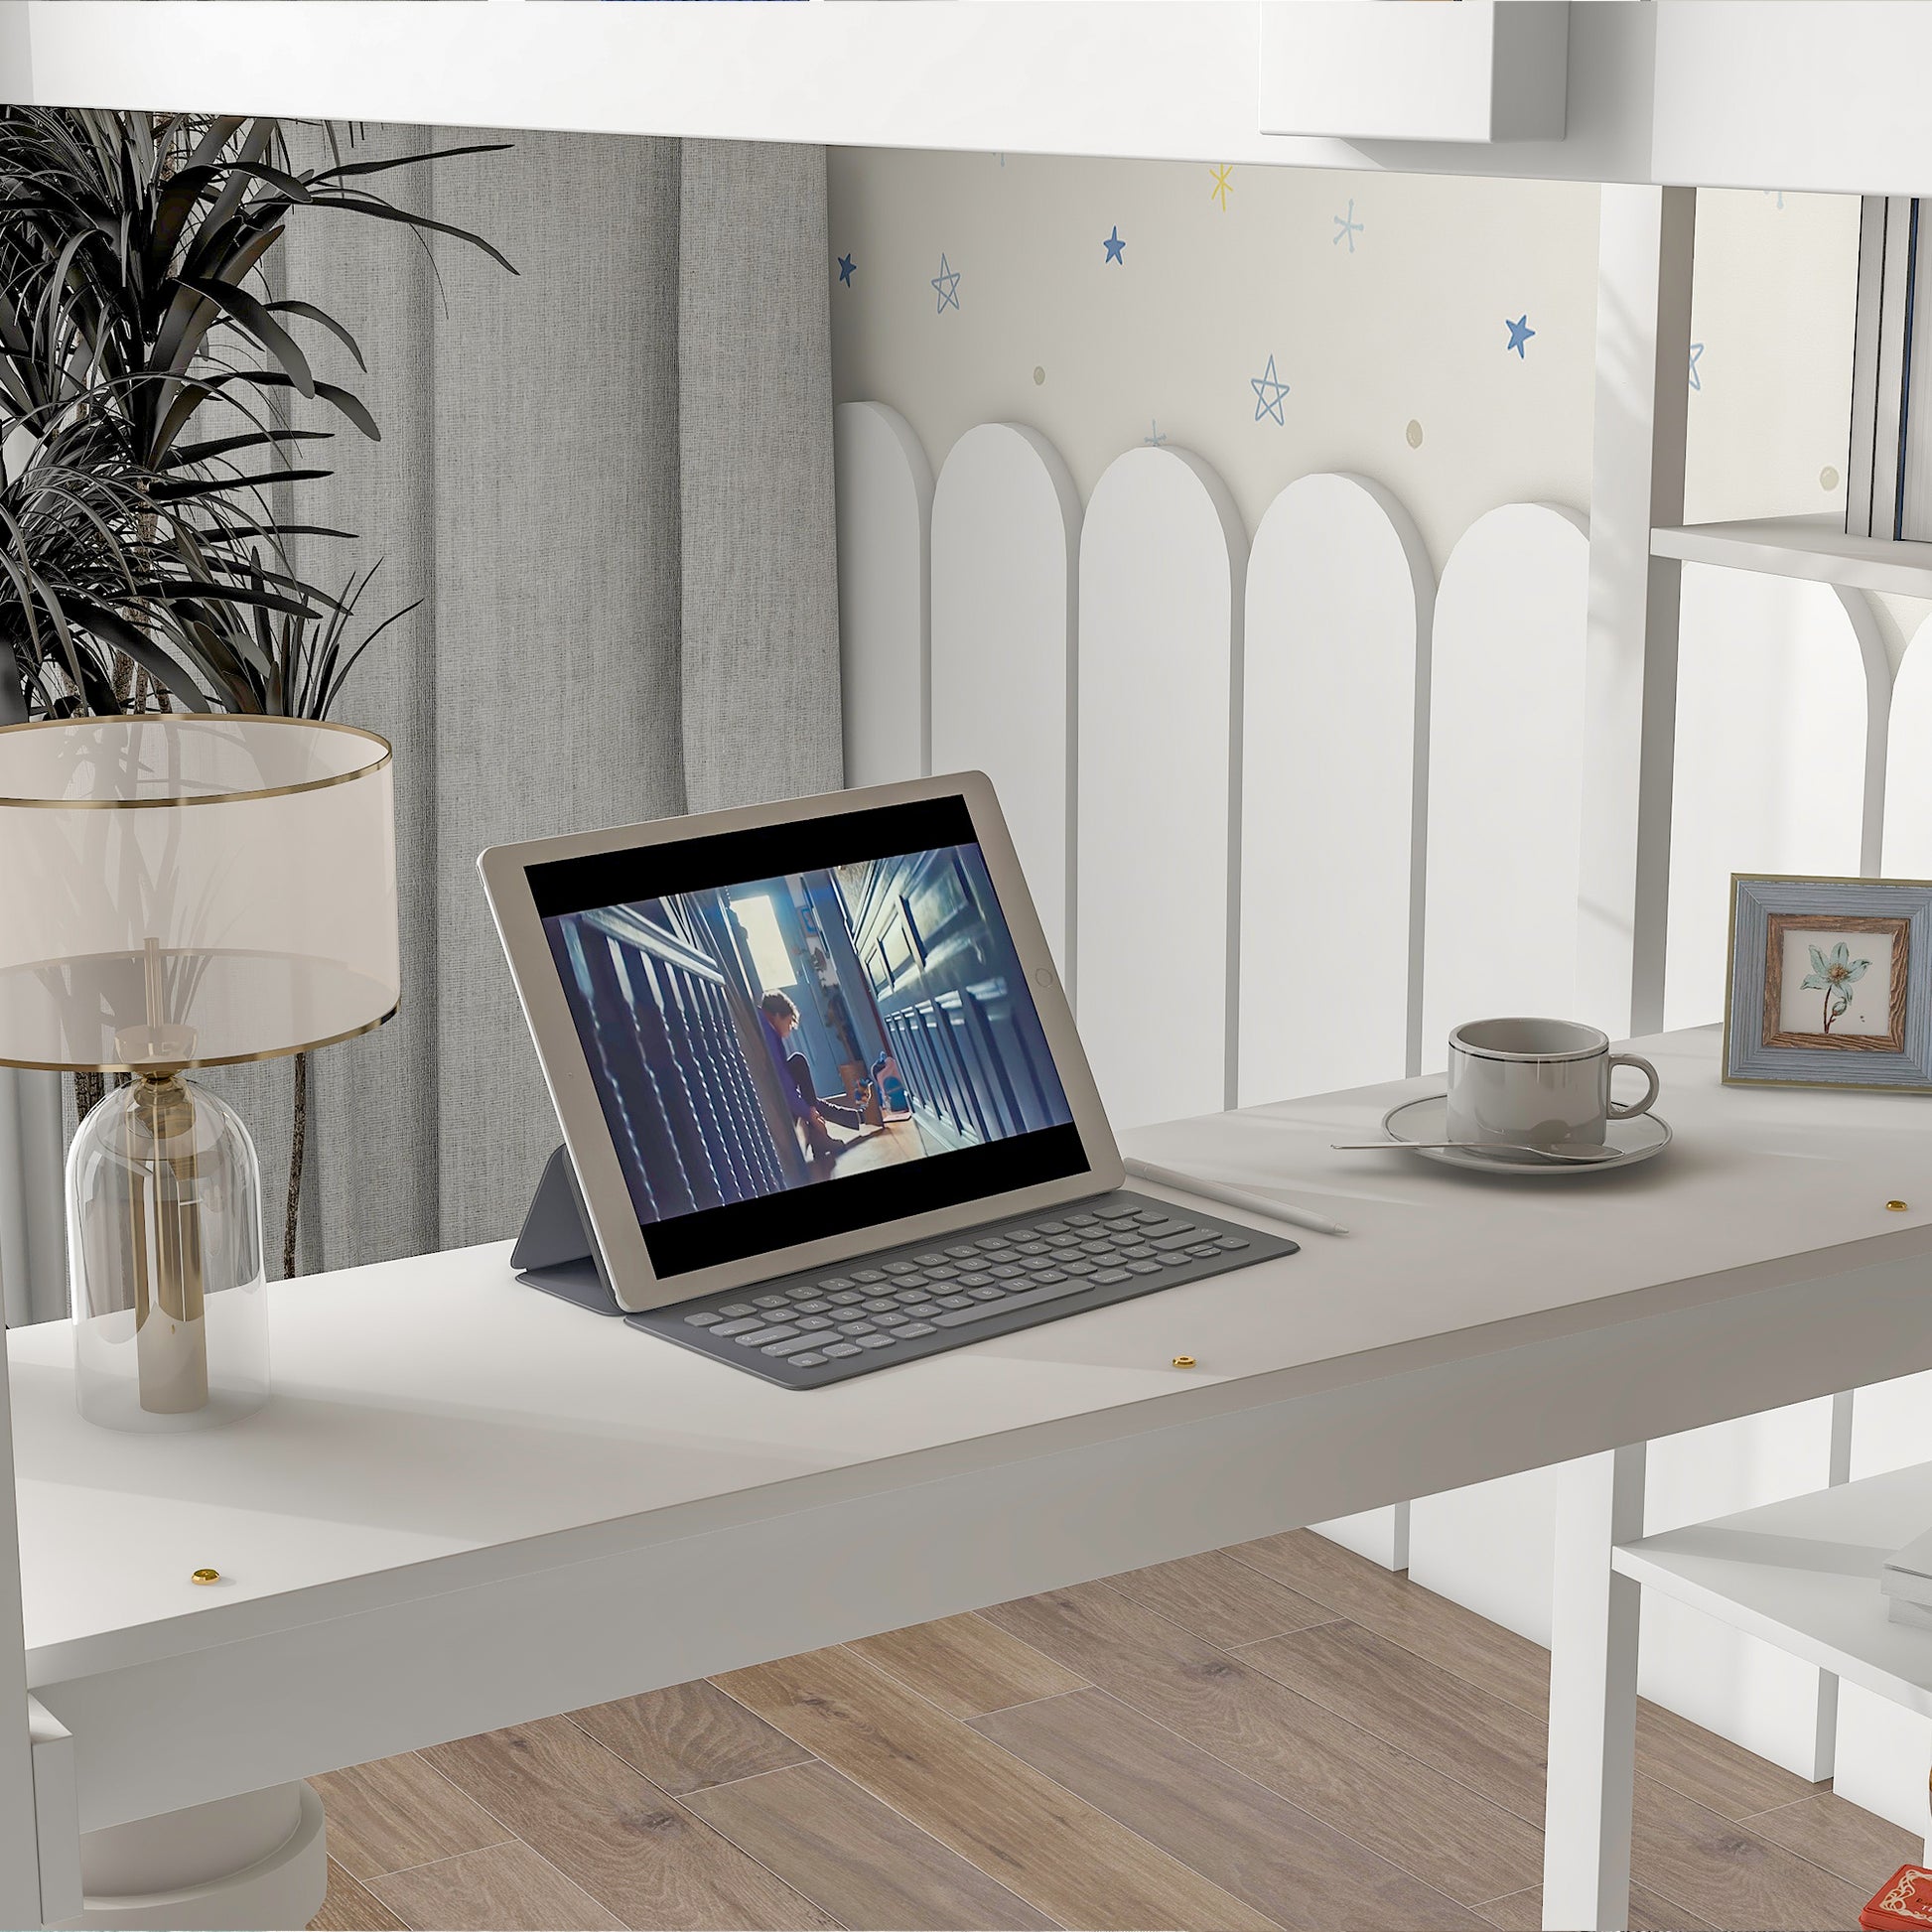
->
[626,1190,1298,1388]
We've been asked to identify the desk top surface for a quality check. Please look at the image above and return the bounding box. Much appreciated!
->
[12,1025,1932,1679]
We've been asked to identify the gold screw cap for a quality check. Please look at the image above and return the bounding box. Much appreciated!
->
[1171,1355,1196,1369]
[1887,1200,1909,1212]
[191,1569,220,1586]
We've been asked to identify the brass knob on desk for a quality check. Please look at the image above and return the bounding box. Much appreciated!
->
[1887,1200,1909,1212]
[1172,1355,1196,1369]
[191,1569,220,1586]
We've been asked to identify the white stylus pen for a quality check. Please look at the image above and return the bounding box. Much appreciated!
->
[1123,1157,1351,1239]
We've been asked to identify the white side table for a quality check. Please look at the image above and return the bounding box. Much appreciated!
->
[1545,1456,1932,1930]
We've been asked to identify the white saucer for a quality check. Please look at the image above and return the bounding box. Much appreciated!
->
[1377,1093,1673,1177]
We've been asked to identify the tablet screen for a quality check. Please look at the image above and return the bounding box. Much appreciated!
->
[527,795,1089,1277]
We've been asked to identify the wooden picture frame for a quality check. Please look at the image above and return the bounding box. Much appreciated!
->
[1724,875,1932,1092]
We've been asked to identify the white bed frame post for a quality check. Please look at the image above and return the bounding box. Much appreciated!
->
[1,1320,46,1927]
[1542,1444,1648,1932]
[1578,184,1696,1036]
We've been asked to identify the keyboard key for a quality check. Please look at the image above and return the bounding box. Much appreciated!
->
[1093,1200,1138,1219]
[1158,1251,1192,1268]
[823,1341,862,1358]
[1127,1259,1162,1274]
[1014,1240,1050,1256]
[990,1263,1027,1281]
[968,1285,1006,1301]
[797,1314,837,1330]
[864,1297,898,1313]
[1150,1227,1207,1250]
[1132,1208,1174,1224]
[792,1298,832,1314]
[819,1277,855,1291]
[826,1290,865,1306]
[875,1310,909,1326]
[1021,1255,1060,1273]
[792,1352,827,1367]
[1092,1268,1132,1286]
[712,1317,762,1336]
[1119,1245,1156,1262]
[1217,1234,1251,1250]
[915,1252,948,1267]
[902,1302,944,1318]
[945,1243,978,1258]
[1188,1243,1222,1258]
[739,1324,800,1346]
[954,1272,992,1287]
[1037,1220,1066,1233]
[753,1294,788,1311]
[720,1303,755,1317]
[1030,1269,1069,1286]
[684,1311,723,1326]
[1062,1260,1097,1276]
[1065,1212,1097,1226]
[763,1334,821,1356]
[853,1269,887,1283]
[897,1321,936,1337]
[934,1278,1085,1326]
[857,1334,895,1350]
[1046,1231,1083,1247]
[885,1261,919,1277]
[938,1294,975,1310]
[894,1287,930,1304]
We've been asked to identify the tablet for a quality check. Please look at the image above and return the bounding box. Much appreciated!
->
[480,772,1123,1311]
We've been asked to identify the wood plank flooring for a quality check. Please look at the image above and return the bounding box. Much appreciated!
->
[309,1530,1916,1932]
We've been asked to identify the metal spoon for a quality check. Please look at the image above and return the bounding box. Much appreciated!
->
[1330,1138,1622,1165]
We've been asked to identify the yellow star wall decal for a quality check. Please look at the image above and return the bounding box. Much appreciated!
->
[1210,164,1233,211]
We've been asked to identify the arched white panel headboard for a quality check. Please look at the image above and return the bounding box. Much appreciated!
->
[931,423,1082,978]
[834,401,933,787]
[1077,446,1247,1131]
[1421,501,1591,1068]
[1239,472,1435,1104]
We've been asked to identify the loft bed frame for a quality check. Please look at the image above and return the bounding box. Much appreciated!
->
[2,4,1928,1921]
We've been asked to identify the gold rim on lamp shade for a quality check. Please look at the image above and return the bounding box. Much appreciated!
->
[0,712,391,808]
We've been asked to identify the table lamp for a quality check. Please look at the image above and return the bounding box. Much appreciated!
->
[0,715,398,1431]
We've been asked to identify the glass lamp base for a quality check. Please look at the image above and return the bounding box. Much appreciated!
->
[68,1072,270,1432]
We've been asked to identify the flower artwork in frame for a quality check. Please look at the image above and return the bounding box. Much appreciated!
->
[1725,875,1932,1091]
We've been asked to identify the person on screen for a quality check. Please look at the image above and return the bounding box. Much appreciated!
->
[758,991,871,1162]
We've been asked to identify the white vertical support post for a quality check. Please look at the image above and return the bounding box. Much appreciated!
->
[1579,186,1695,1038]
[1543,1444,1646,1932]
[0,1323,45,1927]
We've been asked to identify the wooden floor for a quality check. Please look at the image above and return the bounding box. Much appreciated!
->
[309,1529,1916,1932]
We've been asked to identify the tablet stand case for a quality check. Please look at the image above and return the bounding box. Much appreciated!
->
[511,1146,627,1316]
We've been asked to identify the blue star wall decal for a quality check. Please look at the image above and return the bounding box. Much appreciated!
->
[1689,342,1704,391]
[1505,315,1536,358]
[931,253,961,314]
[1251,353,1289,426]
[1333,200,1363,252]
[837,253,857,287]
[1103,225,1126,265]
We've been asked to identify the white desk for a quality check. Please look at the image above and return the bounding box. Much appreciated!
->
[12,1026,1932,1928]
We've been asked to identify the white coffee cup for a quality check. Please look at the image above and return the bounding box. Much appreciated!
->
[1445,1018,1659,1152]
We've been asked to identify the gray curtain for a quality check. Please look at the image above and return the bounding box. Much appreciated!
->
[3,127,841,1313]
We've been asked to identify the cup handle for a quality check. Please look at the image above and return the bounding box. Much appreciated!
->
[1607,1053,1659,1120]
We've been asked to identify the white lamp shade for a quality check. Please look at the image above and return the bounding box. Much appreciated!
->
[0,716,399,1071]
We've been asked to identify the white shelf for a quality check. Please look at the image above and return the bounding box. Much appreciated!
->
[1614,1461,1932,1721]
[1652,519,1932,600]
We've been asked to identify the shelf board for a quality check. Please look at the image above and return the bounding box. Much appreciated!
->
[1652,519,1932,600]
[1613,1460,1932,1721]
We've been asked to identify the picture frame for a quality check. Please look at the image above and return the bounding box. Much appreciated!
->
[1724,874,1932,1092]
